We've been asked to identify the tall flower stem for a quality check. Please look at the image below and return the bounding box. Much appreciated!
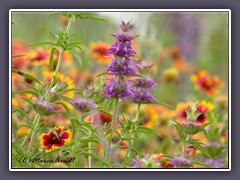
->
[49,51,63,88]
[88,113,94,168]
[182,134,190,158]
[72,113,82,168]
[26,113,41,156]
[132,103,141,147]
[107,97,119,161]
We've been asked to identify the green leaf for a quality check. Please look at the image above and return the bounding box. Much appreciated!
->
[13,90,39,97]
[20,82,39,93]
[172,121,186,142]
[150,101,174,109]
[21,97,35,109]
[191,161,214,168]
[12,69,42,85]
[49,47,56,70]
[134,126,160,136]
[12,108,31,123]
[54,102,70,114]
[96,72,107,77]
[193,143,212,159]
[12,54,25,59]
[69,47,83,68]
[198,123,210,132]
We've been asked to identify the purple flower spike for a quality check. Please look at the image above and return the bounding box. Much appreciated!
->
[130,87,156,104]
[108,40,136,58]
[70,97,96,113]
[106,57,136,76]
[103,77,134,102]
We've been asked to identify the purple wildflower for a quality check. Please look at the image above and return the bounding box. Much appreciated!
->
[131,156,143,168]
[34,100,55,115]
[103,77,134,102]
[108,21,137,58]
[130,87,156,103]
[204,159,224,168]
[171,156,190,168]
[106,57,136,76]
[130,77,157,90]
[70,97,96,112]
[129,77,157,104]
[108,41,136,58]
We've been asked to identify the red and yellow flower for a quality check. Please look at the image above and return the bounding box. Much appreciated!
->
[28,48,50,65]
[175,101,214,125]
[39,126,72,152]
[191,70,224,96]
[90,42,111,64]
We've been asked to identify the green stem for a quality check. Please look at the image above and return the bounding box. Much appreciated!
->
[132,103,141,147]
[26,114,41,156]
[107,98,119,161]
[49,51,63,88]
[72,113,82,168]
[88,114,94,168]
[182,134,190,158]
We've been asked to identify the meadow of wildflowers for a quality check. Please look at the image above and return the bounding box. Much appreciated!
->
[11,11,229,169]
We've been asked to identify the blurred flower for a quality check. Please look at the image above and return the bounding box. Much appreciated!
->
[168,13,201,60]
[99,112,112,124]
[12,98,18,108]
[161,67,180,86]
[204,158,224,168]
[90,42,111,64]
[39,126,72,152]
[106,57,136,76]
[12,41,30,70]
[17,126,29,138]
[103,77,133,102]
[142,106,158,128]
[130,77,157,90]
[70,97,96,113]
[191,70,224,96]
[170,156,190,168]
[214,94,228,110]
[28,48,49,65]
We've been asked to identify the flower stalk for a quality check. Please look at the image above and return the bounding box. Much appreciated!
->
[107,97,119,161]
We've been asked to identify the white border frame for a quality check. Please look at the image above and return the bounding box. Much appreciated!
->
[9,9,231,171]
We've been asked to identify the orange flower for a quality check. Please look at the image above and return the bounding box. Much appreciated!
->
[39,126,72,152]
[90,42,111,64]
[160,67,180,86]
[28,48,49,65]
[191,70,224,96]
